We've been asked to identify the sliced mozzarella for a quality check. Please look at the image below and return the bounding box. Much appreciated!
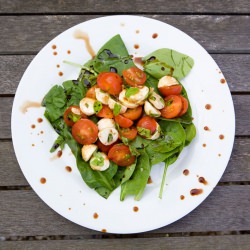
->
[144,101,161,117]
[148,123,161,140]
[95,88,110,105]
[108,97,127,114]
[127,86,149,105]
[90,152,110,171]
[98,127,118,146]
[148,92,165,109]
[118,89,139,108]
[81,144,98,162]
[158,75,179,88]
[79,97,96,116]
[97,118,115,131]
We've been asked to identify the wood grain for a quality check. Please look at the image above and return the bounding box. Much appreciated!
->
[0,235,249,250]
[0,138,249,186]
[1,0,249,14]
[0,186,249,236]
[1,54,249,95]
[0,15,249,54]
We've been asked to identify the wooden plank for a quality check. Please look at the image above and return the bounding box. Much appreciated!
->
[0,15,249,53]
[0,186,249,236]
[1,54,249,95]
[0,138,249,186]
[1,95,248,139]
[0,0,249,14]
[0,235,249,250]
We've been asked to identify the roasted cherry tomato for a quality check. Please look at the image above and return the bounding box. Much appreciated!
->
[122,67,147,87]
[97,72,122,95]
[119,126,138,141]
[114,115,133,128]
[108,144,136,167]
[96,105,114,118]
[137,116,157,135]
[158,84,182,97]
[63,106,86,127]
[86,85,97,99]
[122,106,143,121]
[178,95,189,117]
[161,95,183,119]
[72,119,98,145]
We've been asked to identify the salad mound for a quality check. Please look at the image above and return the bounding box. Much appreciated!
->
[42,34,196,200]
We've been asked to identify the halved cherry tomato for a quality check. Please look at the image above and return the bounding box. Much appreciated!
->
[122,67,147,87]
[108,144,136,167]
[178,95,189,117]
[161,95,183,119]
[114,115,133,128]
[96,105,114,118]
[97,72,122,95]
[96,140,118,154]
[72,119,98,145]
[119,126,137,141]
[122,106,143,121]
[86,85,97,99]
[63,106,86,127]
[158,84,182,97]
[137,116,157,135]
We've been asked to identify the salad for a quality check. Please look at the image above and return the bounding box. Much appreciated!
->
[42,34,196,201]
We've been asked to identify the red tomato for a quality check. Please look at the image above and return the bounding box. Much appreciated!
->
[97,72,122,95]
[96,140,118,154]
[119,127,138,141]
[178,95,189,117]
[108,144,136,167]
[114,115,133,128]
[137,116,157,135]
[122,67,147,87]
[158,84,182,97]
[122,106,143,121]
[72,119,98,145]
[63,106,86,127]
[86,86,97,99]
[161,95,183,119]
[96,105,114,118]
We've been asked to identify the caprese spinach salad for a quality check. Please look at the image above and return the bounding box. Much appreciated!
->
[42,34,196,200]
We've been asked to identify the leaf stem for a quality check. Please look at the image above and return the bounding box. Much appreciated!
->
[159,161,169,199]
[63,60,83,68]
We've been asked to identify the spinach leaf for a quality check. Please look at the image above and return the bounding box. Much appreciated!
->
[50,135,65,153]
[183,123,196,146]
[120,150,150,201]
[142,48,194,80]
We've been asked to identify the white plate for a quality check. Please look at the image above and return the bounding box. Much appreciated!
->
[11,15,235,234]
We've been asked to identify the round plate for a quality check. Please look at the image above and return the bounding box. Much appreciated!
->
[11,15,235,234]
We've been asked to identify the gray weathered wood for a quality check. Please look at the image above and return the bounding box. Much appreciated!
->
[0,0,249,14]
[0,235,249,250]
[1,95,248,139]
[0,138,249,186]
[1,54,249,95]
[0,15,249,54]
[0,186,249,236]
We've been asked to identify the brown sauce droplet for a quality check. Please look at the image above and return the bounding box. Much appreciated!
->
[190,188,203,196]
[93,212,99,219]
[202,143,207,147]
[101,229,107,233]
[218,153,221,157]
[74,30,96,59]
[67,50,71,54]
[147,176,153,184]
[183,169,189,176]
[152,33,158,39]
[135,29,140,34]
[65,166,72,172]
[68,208,71,211]
[134,44,139,49]
[37,117,43,123]
[57,150,63,158]
[53,51,58,56]
[40,177,46,184]
[198,177,208,185]
[204,126,210,131]
[56,64,60,68]
[133,57,144,66]
[220,78,226,84]
[133,206,139,212]
[205,104,212,110]
[20,101,41,113]
[180,195,185,200]
[219,134,225,140]
[32,144,35,147]
[31,124,36,129]
[58,71,63,76]
[40,131,44,134]
[52,45,57,49]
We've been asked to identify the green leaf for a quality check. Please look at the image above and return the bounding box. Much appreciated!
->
[183,123,196,146]
[94,100,103,114]
[50,135,65,153]
[113,103,122,116]
[137,127,151,138]
[125,87,139,98]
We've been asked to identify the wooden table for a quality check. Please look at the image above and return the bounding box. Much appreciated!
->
[0,1,249,249]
